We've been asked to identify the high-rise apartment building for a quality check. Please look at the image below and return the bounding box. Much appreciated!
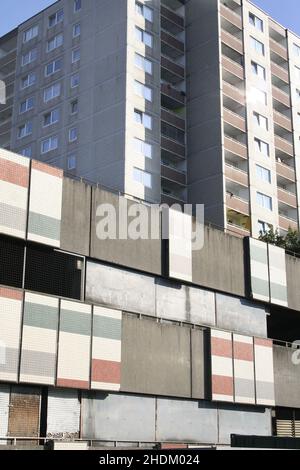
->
[1,0,300,237]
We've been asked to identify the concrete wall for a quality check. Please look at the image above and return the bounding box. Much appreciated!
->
[60,177,91,255]
[90,187,162,274]
[120,315,205,399]
[192,225,246,297]
[286,254,300,312]
[273,344,300,408]
[81,392,272,445]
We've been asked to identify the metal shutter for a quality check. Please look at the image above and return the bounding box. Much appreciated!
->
[47,389,81,439]
[0,385,10,445]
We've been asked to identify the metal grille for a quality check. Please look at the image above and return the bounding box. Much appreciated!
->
[0,236,24,288]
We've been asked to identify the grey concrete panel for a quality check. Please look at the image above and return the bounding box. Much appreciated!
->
[120,315,193,398]
[191,329,206,399]
[155,278,216,326]
[90,188,162,275]
[273,345,300,408]
[81,392,156,442]
[156,398,218,444]
[60,178,91,256]
[286,254,300,311]
[85,261,156,316]
[216,293,267,337]
[218,405,272,445]
[193,225,246,297]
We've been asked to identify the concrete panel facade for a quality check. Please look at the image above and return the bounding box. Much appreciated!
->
[216,293,268,337]
[120,315,199,398]
[286,254,300,311]
[273,344,300,408]
[60,178,91,256]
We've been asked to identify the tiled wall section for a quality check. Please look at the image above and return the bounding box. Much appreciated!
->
[27,161,63,247]
[210,330,275,407]
[20,292,59,385]
[268,244,288,307]
[0,149,29,239]
[57,300,92,390]
[168,209,192,283]
[91,306,122,391]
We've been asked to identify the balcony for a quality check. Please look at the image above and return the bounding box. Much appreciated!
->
[270,38,288,61]
[161,108,185,130]
[222,55,244,81]
[279,214,298,231]
[226,192,249,216]
[221,29,243,55]
[161,30,184,59]
[161,55,184,85]
[223,81,245,105]
[275,135,294,157]
[272,86,290,107]
[227,222,250,237]
[161,136,185,159]
[273,111,292,132]
[225,164,248,186]
[161,164,186,185]
[161,83,185,109]
[278,188,297,208]
[276,161,295,182]
[226,208,251,237]
[161,5,184,35]
[220,3,242,29]
[271,62,289,84]
[223,107,246,132]
[161,192,185,207]
[224,136,247,159]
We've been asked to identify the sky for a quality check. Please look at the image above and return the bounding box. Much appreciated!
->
[0,0,300,37]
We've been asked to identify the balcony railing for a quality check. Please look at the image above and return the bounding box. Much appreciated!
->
[279,214,298,231]
[275,135,294,156]
[161,192,185,206]
[276,161,296,182]
[221,29,243,54]
[226,192,249,215]
[222,55,244,80]
[272,86,290,107]
[226,222,250,237]
[161,164,186,185]
[273,111,292,132]
[161,83,185,106]
[225,163,248,186]
[161,55,185,81]
[161,5,184,29]
[224,135,247,159]
[223,81,245,105]
[271,62,289,83]
[278,187,297,208]
[223,107,246,132]
[161,108,185,130]
[161,30,184,54]
[270,38,288,60]
[161,136,186,158]
[220,3,242,29]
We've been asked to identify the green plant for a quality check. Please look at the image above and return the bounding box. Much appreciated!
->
[259,227,300,254]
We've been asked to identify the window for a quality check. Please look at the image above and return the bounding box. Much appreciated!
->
[258,220,271,234]
[296,89,300,101]
[253,111,268,130]
[72,48,80,63]
[294,43,300,58]
[249,12,263,32]
[45,58,62,76]
[257,192,272,211]
[295,66,300,80]
[256,164,271,183]
[251,61,266,80]
[254,137,269,156]
[250,36,265,56]
[71,99,78,114]
[67,154,76,170]
[18,122,32,139]
[71,73,80,88]
[43,108,60,127]
[135,27,153,48]
[44,83,61,102]
[49,9,64,28]
[134,109,152,129]
[135,1,153,22]
[73,23,81,38]
[134,80,152,101]
[69,127,78,142]
[21,147,32,157]
[47,33,63,52]
[251,86,267,105]
[133,168,152,188]
[133,137,152,158]
[74,0,81,12]
[134,53,152,75]
[21,72,36,89]
[21,48,37,66]
[23,25,38,43]
[41,136,58,153]
[20,97,34,114]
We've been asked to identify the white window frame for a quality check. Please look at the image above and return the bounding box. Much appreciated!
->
[43,108,60,127]
[250,36,265,56]
[71,73,80,88]
[253,111,268,130]
[18,122,32,139]
[72,48,80,63]
[23,25,39,43]
[49,9,64,28]
[21,72,36,89]
[71,99,78,114]
[135,1,153,22]
[293,43,300,58]
[256,191,273,211]
[134,109,152,129]
[251,60,266,80]
[133,137,152,159]
[47,33,63,52]
[21,48,37,66]
[134,53,152,75]
[45,58,62,77]
[251,86,267,105]
[133,167,152,188]
[21,147,32,157]
[19,97,34,114]
[44,83,61,103]
[254,137,269,157]
[69,127,78,142]
[67,154,77,170]
[249,12,264,32]
[41,136,58,154]
[74,0,81,13]
[135,26,153,48]
[134,80,152,101]
[73,23,81,38]
[256,164,271,183]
